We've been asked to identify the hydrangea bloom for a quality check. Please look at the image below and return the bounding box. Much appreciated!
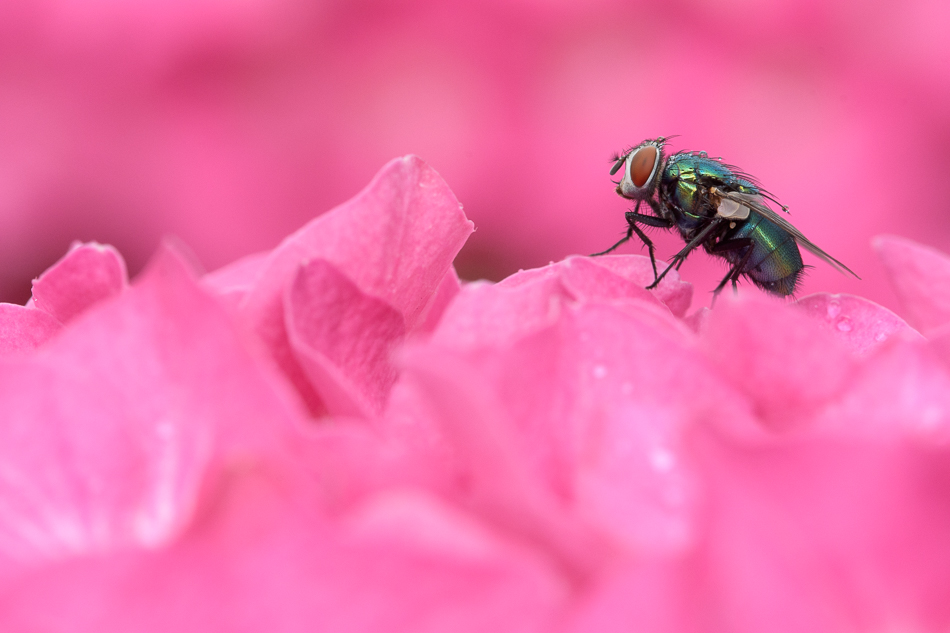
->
[1,157,949,632]
[3,0,948,310]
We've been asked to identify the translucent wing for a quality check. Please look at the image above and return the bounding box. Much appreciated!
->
[717,190,860,279]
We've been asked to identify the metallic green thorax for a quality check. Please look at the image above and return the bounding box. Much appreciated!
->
[659,153,804,295]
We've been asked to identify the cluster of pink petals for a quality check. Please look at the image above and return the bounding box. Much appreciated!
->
[1,157,949,632]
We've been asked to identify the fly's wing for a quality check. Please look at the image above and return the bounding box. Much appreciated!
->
[718,190,861,279]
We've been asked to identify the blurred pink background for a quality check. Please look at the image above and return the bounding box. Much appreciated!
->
[1,0,948,310]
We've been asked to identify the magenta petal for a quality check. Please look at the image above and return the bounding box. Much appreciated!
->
[31,242,128,324]
[285,259,406,417]
[874,235,950,334]
[795,292,923,355]
[0,304,62,355]
[0,243,304,570]
[702,297,856,431]
[240,156,473,415]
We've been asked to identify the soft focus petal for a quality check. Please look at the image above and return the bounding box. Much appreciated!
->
[812,339,950,442]
[238,155,473,416]
[200,251,269,313]
[0,304,62,355]
[683,423,950,633]
[795,292,923,356]
[30,242,128,324]
[0,243,303,572]
[702,296,856,432]
[875,235,950,335]
[0,469,565,633]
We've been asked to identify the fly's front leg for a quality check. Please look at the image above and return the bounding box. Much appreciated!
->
[625,207,673,280]
[592,201,673,282]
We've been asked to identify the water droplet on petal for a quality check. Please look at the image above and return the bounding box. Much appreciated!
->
[836,316,852,332]
[826,301,841,319]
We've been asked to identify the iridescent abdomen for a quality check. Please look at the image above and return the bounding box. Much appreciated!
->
[723,212,804,296]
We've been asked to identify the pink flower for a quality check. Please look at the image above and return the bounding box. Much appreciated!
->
[2,0,948,315]
[1,157,950,632]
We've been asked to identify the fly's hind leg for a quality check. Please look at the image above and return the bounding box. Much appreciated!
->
[709,238,754,305]
[647,217,725,291]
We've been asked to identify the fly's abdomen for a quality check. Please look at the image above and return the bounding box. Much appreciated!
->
[727,213,804,296]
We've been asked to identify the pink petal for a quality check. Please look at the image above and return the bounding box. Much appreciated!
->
[874,235,950,335]
[284,258,406,417]
[413,266,462,335]
[795,292,923,355]
[811,338,950,442]
[239,156,473,416]
[200,250,269,312]
[434,257,688,352]
[554,256,667,309]
[432,275,567,349]
[401,297,749,573]
[683,306,710,333]
[397,339,609,578]
[701,296,856,432]
[294,420,447,513]
[0,304,62,355]
[0,243,304,571]
[31,242,128,325]
[685,423,950,632]
[567,420,950,633]
[582,254,693,318]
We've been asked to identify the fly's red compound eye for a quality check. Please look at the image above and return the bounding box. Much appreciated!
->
[630,145,658,187]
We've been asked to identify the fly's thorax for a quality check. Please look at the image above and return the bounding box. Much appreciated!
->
[710,187,753,221]
[615,139,664,200]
